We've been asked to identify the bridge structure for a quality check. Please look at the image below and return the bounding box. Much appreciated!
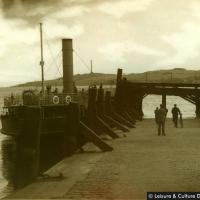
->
[115,69,200,118]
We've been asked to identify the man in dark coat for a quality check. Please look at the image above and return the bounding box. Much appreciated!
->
[157,104,167,136]
[171,104,181,128]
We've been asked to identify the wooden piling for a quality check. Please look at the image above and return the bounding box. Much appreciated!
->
[104,91,129,132]
[96,116,119,139]
[104,115,129,132]
[80,121,113,152]
[117,68,123,84]
[112,112,135,128]
[97,84,104,116]
[195,95,200,118]
[87,85,99,133]
[162,94,166,108]
[104,91,112,115]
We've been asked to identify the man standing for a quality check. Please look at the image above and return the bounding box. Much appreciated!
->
[157,104,167,136]
[171,104,181,128]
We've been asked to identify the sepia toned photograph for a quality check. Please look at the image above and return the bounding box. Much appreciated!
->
[0,0,200,199]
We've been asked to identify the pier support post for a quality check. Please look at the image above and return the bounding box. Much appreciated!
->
[96,85,119,138]
[117,68,123,84]
[105,91,112,115]
[80,122,113,152]
[87,85,99,133]
[97,84,104,116]
[135,95,144,121]
[81,86,115,150]
[195,95,200,118]
[162,94,166,108]
[104,91,129,132]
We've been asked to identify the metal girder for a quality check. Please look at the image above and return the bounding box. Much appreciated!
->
[125,81,200,88]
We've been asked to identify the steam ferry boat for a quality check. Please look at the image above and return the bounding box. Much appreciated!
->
[0,24,86,156]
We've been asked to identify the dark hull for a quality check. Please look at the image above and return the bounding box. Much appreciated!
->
[0,103,86,188]
[0,103,85,158]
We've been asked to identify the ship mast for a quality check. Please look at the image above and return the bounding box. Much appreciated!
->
[39,23,45,97]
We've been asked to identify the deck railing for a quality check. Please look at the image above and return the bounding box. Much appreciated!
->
[3,92,88,107]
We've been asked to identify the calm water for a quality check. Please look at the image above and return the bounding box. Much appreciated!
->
[143,95,196,118]
[0,88,17,198]
[0,89,196,198]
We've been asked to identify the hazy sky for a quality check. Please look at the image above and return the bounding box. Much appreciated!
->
[0,0,200,86]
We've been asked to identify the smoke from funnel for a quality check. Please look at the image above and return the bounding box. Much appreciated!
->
[1,0,61,9]
[0,0,113,22]
[0,0,65,25]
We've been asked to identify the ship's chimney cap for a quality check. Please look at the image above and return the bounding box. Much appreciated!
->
[62,39,73,50]
[62,38,73,41]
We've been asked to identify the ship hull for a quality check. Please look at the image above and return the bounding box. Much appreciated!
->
[0,103,85,153]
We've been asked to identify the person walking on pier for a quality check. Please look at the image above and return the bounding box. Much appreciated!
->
[171,104,181,128]
[157,104,166,136]
[179,113,183,128]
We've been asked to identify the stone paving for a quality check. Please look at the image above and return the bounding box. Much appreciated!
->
[6,119,200,200]
[64,119,200,200]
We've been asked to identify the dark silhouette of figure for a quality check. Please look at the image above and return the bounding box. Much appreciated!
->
[46,85,52,94]
[157,104,167,136]
[54,87,58,94]
[171,104,181,128]
[179,113,183,128]
[165,107,168,117]
[154,107,159,125]
[73,82,78,93]
[11,93,14,105]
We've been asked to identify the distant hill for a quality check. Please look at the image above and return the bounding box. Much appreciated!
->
[15,73,116,87]
[14,68,200,87]
[127,68,200,83]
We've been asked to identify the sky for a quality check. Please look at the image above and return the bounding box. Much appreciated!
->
[0,0,200,86]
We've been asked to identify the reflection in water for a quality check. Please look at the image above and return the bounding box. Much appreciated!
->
[0,133,67,198]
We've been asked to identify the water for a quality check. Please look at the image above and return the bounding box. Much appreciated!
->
[0,135,16,198]
[143,95,196,118]
[0,88,15,198]
[0,89,196,198]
